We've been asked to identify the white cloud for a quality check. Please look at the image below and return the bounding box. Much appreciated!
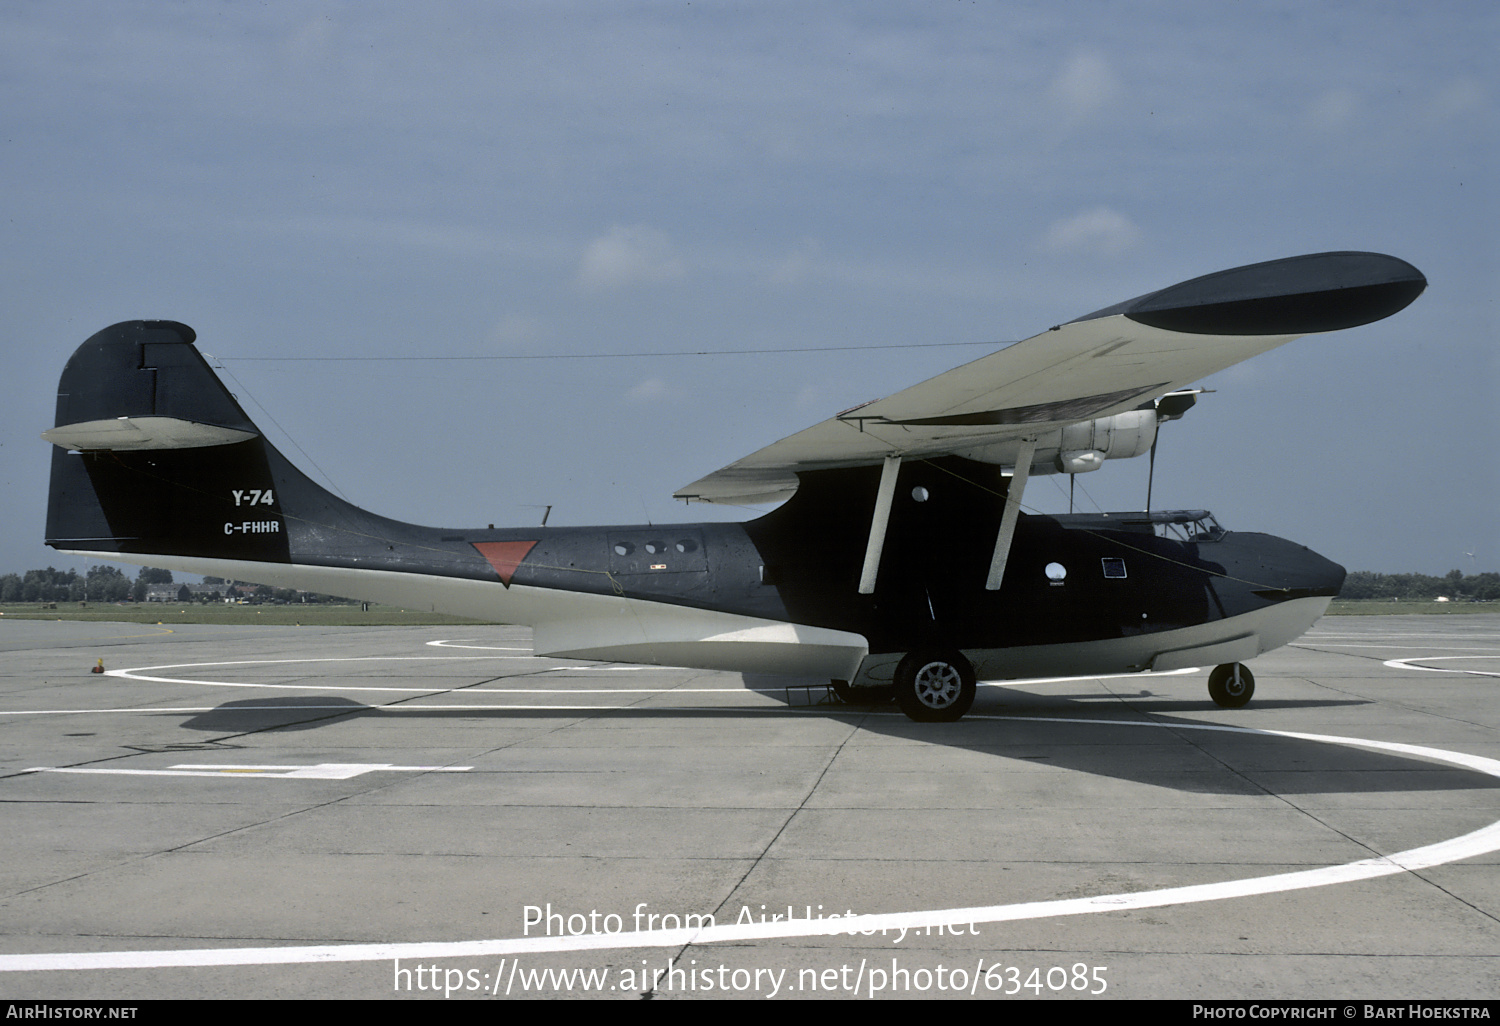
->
[625,377,669,403]
[284,14,336,67]
[488,314,546,348]
[794,384,823,411]
[1048,50,1120,118]
[1040,207,1141,257]
[577,225,686,290]
[768,237,822,286]
[1305,87,1360,132]
[1428,78,1486,124]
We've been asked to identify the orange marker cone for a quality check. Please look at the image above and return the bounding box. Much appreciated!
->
[91,659,104,674]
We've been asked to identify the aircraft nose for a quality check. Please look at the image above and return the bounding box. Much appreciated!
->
[1296,545,1346,598]
[1242,535,1346,599]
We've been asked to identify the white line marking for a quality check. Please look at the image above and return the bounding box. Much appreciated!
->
[24,763,472,780]
[1302,630,1500,636]
[109,678,776,694]
[0,705,804,717]
[1382,655,1500,678]
[980,667,1199,686]
[1304,644,1499,650]
[4,717,1498,972]
[425,641,654,670]
[106,656,652,691]
[0,707,223,716]
[0,704,803,716]
[99,655,1201,695]
[106,656,501,691]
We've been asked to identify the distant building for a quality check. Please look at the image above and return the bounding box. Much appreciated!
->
[144,583,225,603]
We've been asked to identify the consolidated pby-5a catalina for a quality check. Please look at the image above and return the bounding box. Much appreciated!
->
[43,251,1425,721]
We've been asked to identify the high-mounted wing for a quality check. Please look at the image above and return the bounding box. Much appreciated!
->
[675,252,1425,505]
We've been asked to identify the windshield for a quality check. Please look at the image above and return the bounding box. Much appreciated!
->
[1149,511,1225,542]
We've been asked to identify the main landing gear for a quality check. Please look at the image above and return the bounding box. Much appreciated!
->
[833,652,977,722]
[1208,662,1255,708]
[893,651,977,723]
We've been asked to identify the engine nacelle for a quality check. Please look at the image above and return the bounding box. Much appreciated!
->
[956,407,1159,475]
[1055,449,1105,474]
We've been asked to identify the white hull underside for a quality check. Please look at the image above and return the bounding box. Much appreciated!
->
[64,552,1328,689]
[851,595,1330,687]
[61,551,870,681]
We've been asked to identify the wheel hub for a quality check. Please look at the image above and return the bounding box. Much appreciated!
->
[913,661,962,709]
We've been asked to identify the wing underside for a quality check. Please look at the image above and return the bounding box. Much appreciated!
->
[675,252,1425,505]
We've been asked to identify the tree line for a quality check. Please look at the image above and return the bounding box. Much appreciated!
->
[5,564,1496,605]
[0,566,156,603]
[0,566,353,605]
[1339,570,1499,602]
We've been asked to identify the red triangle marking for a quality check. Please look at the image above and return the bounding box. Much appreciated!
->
[473,540,538,588]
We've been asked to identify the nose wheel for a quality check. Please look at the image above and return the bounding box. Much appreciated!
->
[1208,662,1255,708]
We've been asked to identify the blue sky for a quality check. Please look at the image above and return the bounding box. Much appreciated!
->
[2,1,1494,578]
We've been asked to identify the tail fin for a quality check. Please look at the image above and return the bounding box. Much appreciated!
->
[43,321,495,597]
[44,321,303,564]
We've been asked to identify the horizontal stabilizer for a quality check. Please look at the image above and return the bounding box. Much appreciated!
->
[42,416,258,452]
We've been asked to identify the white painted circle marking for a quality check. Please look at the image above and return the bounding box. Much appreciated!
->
[1382,655,1500,678]
[100,654,1203,696]
[106,655,655,693]
[2,715,1497,972]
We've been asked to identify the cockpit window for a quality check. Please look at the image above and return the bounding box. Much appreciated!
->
[1149,511,1225,543]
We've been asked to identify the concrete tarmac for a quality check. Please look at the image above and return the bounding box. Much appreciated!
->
[1,614,1497,1000]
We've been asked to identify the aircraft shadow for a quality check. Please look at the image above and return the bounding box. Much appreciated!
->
[825,682,1494,797]
[166,683,1498,799]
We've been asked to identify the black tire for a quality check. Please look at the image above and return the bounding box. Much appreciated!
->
[894,651,976,722]
[831,680,894,705]
[1208,663,1255,708]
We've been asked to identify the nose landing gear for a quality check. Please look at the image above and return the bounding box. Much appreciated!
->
[1208,662,1255,708]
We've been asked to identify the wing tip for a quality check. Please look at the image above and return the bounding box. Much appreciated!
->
[1077,251,1425,336]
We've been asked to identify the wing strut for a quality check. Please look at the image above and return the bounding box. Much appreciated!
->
[985,437,1036,591]
[857,455,902,595]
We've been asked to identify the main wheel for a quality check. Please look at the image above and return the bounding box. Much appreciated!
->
[894,651,976,722]
[1207,662,1255,708]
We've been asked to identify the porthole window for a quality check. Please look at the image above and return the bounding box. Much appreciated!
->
[675,539,698,554]
[645,541,666,554]
[911,486,930,503]
[613,542,634,557]
[1045,562,1067,581]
